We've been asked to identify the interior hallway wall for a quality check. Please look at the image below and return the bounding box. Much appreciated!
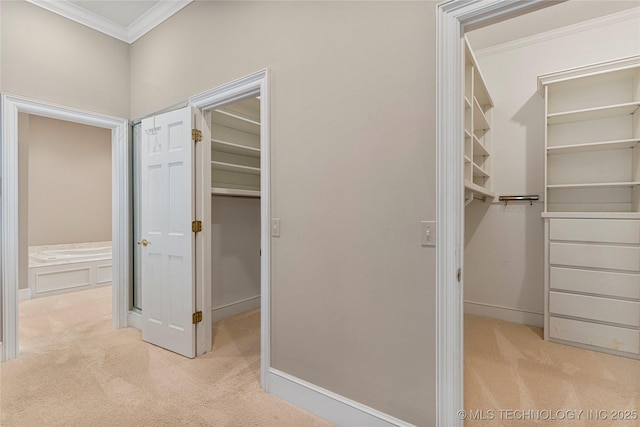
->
[0,0,130,118]
[464,9,640,326]
[211,197,261,321]
[131,2,436,425]
[28,115,112,246]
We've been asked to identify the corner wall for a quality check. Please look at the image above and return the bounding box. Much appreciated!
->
[132,2,437,425]
[0,0,130,118]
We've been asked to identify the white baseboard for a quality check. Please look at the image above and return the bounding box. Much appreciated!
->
[18,288,31,302]
[267,368,415,427]
[211,295,260,323]
[464,300,543,327]
[128,310,143,330]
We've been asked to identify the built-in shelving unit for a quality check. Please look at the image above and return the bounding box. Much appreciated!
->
[464,37,495,206]
[539,55,640,360]
[211,97,261,197]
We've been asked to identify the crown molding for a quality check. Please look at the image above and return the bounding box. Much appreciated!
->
[25,0,193,44]
[476,7,640,58]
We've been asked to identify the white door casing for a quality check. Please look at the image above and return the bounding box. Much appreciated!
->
[1,94,130,362]
[140,106,197,358]
[436,1,558,425]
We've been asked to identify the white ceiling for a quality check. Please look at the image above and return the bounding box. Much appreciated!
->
[26,0,193,44]
[467,0,640,51]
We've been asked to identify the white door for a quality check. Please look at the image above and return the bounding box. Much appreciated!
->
[140,106,197,358]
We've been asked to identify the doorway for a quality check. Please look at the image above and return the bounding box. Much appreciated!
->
[436,0,640,424]
[1,94,130,362]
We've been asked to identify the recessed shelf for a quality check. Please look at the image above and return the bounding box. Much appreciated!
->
[211,161,260,175]
[212,138,260,157]
[547,138,640,154]
[547,181,640,189]
[211,187,260,198]
[547,101,640,125]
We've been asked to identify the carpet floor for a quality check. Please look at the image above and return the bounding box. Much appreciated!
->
[465,314,640,427]
[0,287,334,427]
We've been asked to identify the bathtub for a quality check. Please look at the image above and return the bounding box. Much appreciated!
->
[28,242,112,298]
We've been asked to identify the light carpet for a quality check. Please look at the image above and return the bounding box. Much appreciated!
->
[465,314,640,427]
[0,287,334,427]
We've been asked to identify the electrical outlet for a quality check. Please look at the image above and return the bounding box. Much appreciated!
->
[421,221,436,246]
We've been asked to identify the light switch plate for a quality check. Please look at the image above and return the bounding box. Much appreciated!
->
[272,218,281,237]
[421,221,436,246]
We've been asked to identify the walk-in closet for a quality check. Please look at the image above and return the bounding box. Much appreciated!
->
[210,96,262,322]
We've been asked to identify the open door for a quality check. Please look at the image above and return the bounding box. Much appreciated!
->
[139,106,199,358]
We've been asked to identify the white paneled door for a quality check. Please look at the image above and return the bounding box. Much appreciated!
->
[140,106,197,358]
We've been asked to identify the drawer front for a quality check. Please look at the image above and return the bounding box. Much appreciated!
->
[549,219,640,244]
[549,316,639,355]
[549,291,640,327]
[549,242,640,272]
[550,267,640,300]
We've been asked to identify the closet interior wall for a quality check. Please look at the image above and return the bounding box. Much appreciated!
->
[463,10,640,328]
[210,96,261,322]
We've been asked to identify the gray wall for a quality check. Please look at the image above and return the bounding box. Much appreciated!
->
[27,115,112,246]
[131,2,437,424]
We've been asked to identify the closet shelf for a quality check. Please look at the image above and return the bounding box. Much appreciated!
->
[214,109,260,126]
[547,181,640,189]
[547,101,640,125]
[464,180,495,198]
[472,163,489,178]
[212,138,260,157]
[464,96,472,109]
[473,135,489,156]
[464,155,471,163]
[473,98,490,130]
[211,187,260,198]
[211,161,260,175]
[547,138,640,154]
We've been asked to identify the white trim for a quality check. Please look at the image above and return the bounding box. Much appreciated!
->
[1,94,130,362]
[267,369,416,427]
[188,69,271,389]
[211,296,260,323]
[537,54,640,95]
[464,301,544,327]
[128,310,143,331]
[476,7,640,58]
[24,0,192,44]
[18,289,31,302]
[127,1,193,44]
[436,1,551,426]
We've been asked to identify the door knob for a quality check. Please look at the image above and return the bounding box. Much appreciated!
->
[137,239,149,247]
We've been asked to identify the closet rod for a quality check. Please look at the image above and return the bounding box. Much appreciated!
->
[498,195,539,205]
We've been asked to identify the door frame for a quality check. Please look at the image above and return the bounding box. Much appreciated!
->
[435,1,557,425]
[189,69,271,386]
[1,94,130,362]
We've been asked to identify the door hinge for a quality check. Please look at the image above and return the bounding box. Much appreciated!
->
[192,220,202,233]
[457,268,462,283]
[192,311,203,324]
[192,128,202,142]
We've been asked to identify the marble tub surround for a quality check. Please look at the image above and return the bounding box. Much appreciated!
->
[29,241,112,266]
